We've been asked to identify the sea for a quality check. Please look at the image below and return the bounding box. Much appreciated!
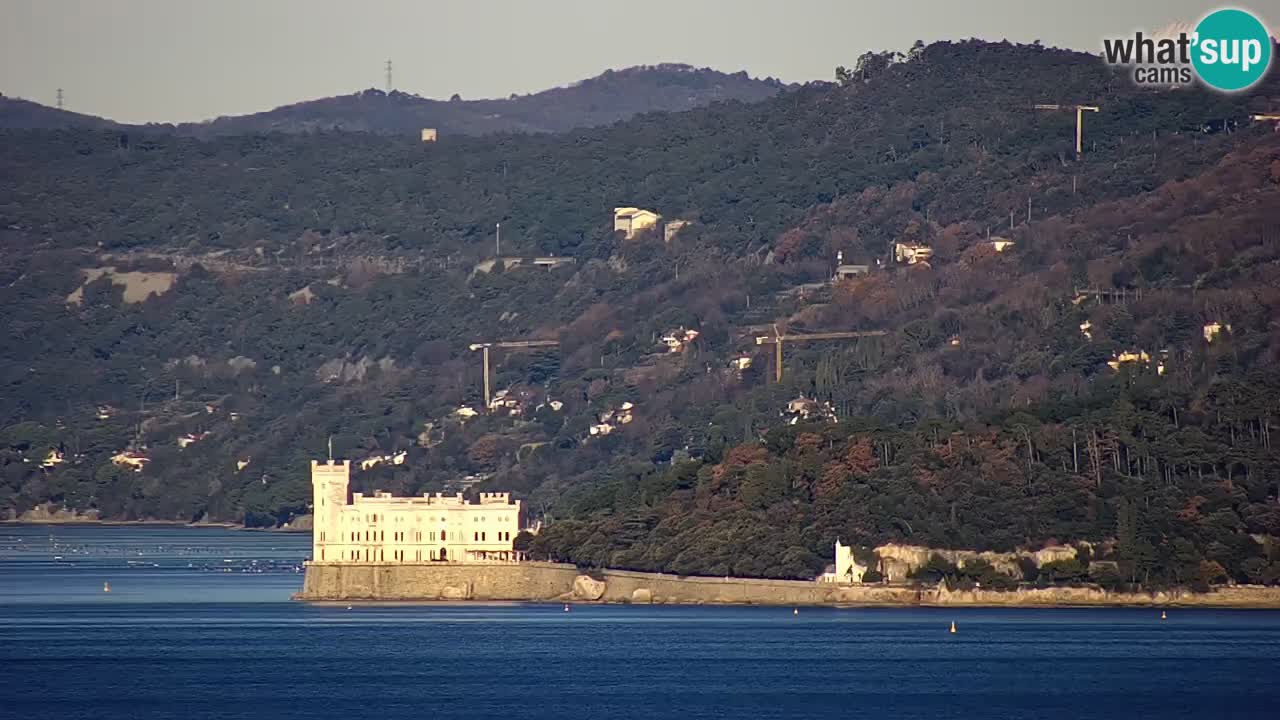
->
[0,525,1277,720]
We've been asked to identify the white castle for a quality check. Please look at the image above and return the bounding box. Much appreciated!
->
[311,459,523,564]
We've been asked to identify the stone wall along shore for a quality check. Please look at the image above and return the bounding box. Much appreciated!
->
[296,561,1280,608]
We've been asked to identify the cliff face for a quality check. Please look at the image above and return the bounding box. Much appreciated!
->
[296,562,1280,608]
[873,543,1085,582]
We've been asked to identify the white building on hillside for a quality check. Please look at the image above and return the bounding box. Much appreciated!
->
[614,207,661,239]
[311,459,523,564]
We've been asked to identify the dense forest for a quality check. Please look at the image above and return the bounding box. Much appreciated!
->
[2,40,1279,589]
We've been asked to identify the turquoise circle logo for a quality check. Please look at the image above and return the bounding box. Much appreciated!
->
[1192,8,1272,91]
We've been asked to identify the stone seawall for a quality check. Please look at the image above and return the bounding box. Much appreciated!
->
[296,562,1280,607]
[298,562,583,601]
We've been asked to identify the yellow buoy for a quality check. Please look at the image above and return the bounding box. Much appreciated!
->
[103,581,111,593]
[949,621,957,634]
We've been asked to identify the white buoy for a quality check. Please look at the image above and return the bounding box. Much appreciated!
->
[346,605,352,611]
[949,621,957,634]
[793,608,799,615]
[1161,610,1167,620]
[103,581,111,593]
[564,604,571,612]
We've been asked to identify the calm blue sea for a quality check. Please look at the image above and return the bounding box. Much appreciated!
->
[0,525,1277,720]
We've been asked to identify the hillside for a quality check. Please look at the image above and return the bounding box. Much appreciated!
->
[183,65,788,136]
[0,65,787,136]
[0,93,123,130]
[2,40,1280,590]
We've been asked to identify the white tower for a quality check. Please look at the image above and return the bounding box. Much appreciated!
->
[311,458,350,562]
[834,539,867,584]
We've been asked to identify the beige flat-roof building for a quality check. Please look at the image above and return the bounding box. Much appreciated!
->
[614,207,661,239]
[311,459,522,563]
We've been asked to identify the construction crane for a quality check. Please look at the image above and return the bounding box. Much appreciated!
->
[468,340,560,410]
[754,324,887,382]
[1033,104,1100,157]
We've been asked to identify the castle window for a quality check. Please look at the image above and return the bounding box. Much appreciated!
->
[482,532,486,541]
[441,531,446,541]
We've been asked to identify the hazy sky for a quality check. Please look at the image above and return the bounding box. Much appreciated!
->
[1,0,1274,123]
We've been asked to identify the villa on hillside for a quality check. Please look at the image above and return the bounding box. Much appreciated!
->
[614,207,661,239]
[988,237,1016,253]
[894,242,934,265]
[1203,322,1231,343]
[111,451,150,472]
[834,264,870,280]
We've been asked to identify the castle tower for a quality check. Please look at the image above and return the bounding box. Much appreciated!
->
[311,459,349,562]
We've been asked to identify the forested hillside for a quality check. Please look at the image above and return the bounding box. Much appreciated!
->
[1,64,786,136]
[0,93,124,131]
[3,40,1279,589]
[183,65,788,136]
